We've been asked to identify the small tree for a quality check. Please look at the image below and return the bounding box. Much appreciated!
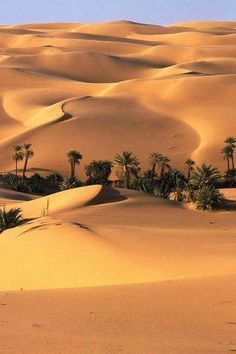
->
[149,153,162,181]
[22,143,34,179]
[67,150,83,179]
[221,145,232,173]
[113,151,140,189]
[12,145,24,187]
[158,155,171,178]
[224,136,236,170]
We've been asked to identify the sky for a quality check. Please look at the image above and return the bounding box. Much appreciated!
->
[0,0,235,25]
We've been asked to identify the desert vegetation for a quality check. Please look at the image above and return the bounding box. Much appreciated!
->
[0,207,23,233]
[1,136,236,210]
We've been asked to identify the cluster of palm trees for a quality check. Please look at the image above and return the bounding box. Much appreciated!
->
[3,134,235,209]
[12,144,34,184]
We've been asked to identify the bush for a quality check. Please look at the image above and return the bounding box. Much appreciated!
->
[59,177,81,191]
[85,160,112,185]
[0,207,23,233]
[46,172,64,185]
[152,169,187,199]
[193,185,224,210]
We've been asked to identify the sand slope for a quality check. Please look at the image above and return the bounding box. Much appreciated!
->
[1,186,236,291]
[0,185,236,353]
[0,21,236,175]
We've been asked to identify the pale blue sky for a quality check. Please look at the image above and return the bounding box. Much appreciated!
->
[0,0,235,25]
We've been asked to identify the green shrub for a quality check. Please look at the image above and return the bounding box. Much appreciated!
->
[193,185,224,210]
[59,177,81,191]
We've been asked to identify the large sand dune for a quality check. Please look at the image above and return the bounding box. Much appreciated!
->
[0,20,236,175]
[1,185,236,291]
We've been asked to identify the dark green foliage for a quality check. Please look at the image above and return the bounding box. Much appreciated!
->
[138,169,155,194]
[225,168,236,184]
[0,207,23,233]
[193,185,224,210]
[28,173,46,193]
[0,172,19,185]
[59,177,81,191]
[85,160,112,185]
[46,172,64,185]
[190,164,221,187]
[225,168,236,187]
[15,173,46,194]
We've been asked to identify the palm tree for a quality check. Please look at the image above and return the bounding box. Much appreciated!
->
[149,153,162,181]
[190,163,220,188]
[67,150,83,179]
[225,136,236,169]
[158,155,171,178]
[185,158,195,180]
[221,145,231,172]
[113,151,140,189]
[22,143,34,179]
[12,144,24,186]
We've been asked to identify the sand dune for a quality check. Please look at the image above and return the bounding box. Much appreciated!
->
[0,20,235,175]
[1,186,236,291]
[0,185,236,353]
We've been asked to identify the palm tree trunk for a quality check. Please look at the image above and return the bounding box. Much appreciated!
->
[15,160,18,187]
[23,158,28,179]
[151,163,156,182]
[160,165,165,178]
[187,168,191,181]
[125,171,130,189]
[227,157,230,172]
[232,154,235,170]
[71,162,75,178]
